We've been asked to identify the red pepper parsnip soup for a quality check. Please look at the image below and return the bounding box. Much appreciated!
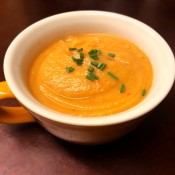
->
[28,34,153,117]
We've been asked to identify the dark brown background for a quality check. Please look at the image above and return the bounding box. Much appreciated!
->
[0,0,175,175]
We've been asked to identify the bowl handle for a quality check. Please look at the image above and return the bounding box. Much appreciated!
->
[0,81,35,124]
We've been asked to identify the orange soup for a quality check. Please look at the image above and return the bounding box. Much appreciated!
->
[28,34,153,117]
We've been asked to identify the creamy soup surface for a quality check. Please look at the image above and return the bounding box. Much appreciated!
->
[29,34,153,117]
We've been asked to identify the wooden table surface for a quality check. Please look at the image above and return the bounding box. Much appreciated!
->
[0,0,175,175]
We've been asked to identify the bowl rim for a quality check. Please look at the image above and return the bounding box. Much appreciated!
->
[4,10,175,126]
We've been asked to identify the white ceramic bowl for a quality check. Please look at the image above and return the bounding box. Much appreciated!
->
[4,11,175,144]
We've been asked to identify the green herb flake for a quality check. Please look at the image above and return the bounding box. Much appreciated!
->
[120,84,125,93]
[107,72,119,81]
[90,61,106,70]
[90,61,98,66]
[142,89,147,96]
[72,56,84,65]
[108,53,115,57]
[69,47,77,51]
[77,48,83,52]
[99,63,106,70]
[88,66,94,73]
[86,73,99,81]
[97,62,103,68]
[80,52,84,59]
[65,67,74,73]
[86,74,94,80]
[96,50,102,56]
[97,63,106,70]
[88,49,101,59]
